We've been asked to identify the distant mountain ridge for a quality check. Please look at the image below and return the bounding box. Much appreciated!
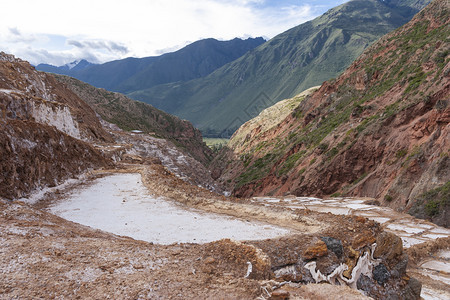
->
[128,0,431,137]
[36,37,265,92]
[37,59,95,73]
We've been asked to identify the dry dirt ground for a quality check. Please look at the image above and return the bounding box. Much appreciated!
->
[1,158,436,299]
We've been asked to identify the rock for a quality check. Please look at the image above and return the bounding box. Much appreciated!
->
[373,264,390,285]
[363,199,380,206]
[269,289,290,300]
[343,255,360,279]
[274,265,302,282]
[303,240,328,259]
[400,277,422,300]
[390,254,408,278]
[356,274,373,293]
[355,216,367,223]
[320,237,343,258]
[204,257,215,264]
[352,232,376,250]
[373,232,403,260]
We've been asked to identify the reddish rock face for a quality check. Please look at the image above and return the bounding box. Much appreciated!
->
[216,0,449,215]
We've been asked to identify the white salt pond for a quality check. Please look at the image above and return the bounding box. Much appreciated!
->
[48,173,290,244]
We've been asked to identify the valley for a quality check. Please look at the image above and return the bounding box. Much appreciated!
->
[1,0,449,299]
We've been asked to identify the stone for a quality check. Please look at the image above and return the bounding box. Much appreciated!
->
[320,236,343,258]
[352,232,376,250]
[400,277,422,300]
[373,232,403,260]
[356,274,373,293]
[303,240,328,260]
[204,257,215,264]
[373,264,390,285]
[274,265,302,282]
[343,255,359,279]
[390,253,408,278]
[269,289,290,300]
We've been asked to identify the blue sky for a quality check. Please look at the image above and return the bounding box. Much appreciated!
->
[0,0,348,66]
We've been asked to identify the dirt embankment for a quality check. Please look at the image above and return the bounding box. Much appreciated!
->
[1,160,423,299]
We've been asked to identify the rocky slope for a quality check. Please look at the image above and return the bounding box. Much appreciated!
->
[129,0,431,137]
[215,0,449,226]
[1,51,221,200]
[0,52,112,199]
[54,74,213,165]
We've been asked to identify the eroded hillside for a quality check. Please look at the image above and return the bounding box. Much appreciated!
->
[0,52,218,200]
[0,52,112,199]
[54,74,213,165]
[215,0,449,226]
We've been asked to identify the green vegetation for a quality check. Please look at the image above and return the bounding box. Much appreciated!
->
[396,149,408,159]
[236,154,275,188]
[203,138,229,150]
[409,181,449,226]
[326,147,339,160]
[352,173,368,186]
[277,150,306,176]
[126,0,428,137]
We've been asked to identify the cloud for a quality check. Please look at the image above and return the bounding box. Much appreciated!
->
[0,0,345,65]
[9,27,21,36]
[5,27,37,43]
[67,39,129,54]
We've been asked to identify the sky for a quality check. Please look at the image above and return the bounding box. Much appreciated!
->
[0,0,348,66]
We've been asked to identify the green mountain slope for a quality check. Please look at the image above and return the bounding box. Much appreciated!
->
[213,0,449,226]
[129,0,430,137]
[36,38,265,93]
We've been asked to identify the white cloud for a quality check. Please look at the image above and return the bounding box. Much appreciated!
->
[0,0,326,65]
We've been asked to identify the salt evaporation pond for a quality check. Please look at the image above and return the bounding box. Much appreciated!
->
[49,173,290,244]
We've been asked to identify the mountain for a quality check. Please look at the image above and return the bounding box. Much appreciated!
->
[0,52,112,199]
[128,0,431,137]
[212,0,449,226]
[36,37,265,93]
[37,59,95,74]
[54,74,213,165]
[1,50,216,200]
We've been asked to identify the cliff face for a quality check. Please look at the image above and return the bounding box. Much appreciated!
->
[0,52,112,142]
[216,0,449,220]
[0,52,111,199]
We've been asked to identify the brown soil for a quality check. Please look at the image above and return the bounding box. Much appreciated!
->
[0,160,423,299]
